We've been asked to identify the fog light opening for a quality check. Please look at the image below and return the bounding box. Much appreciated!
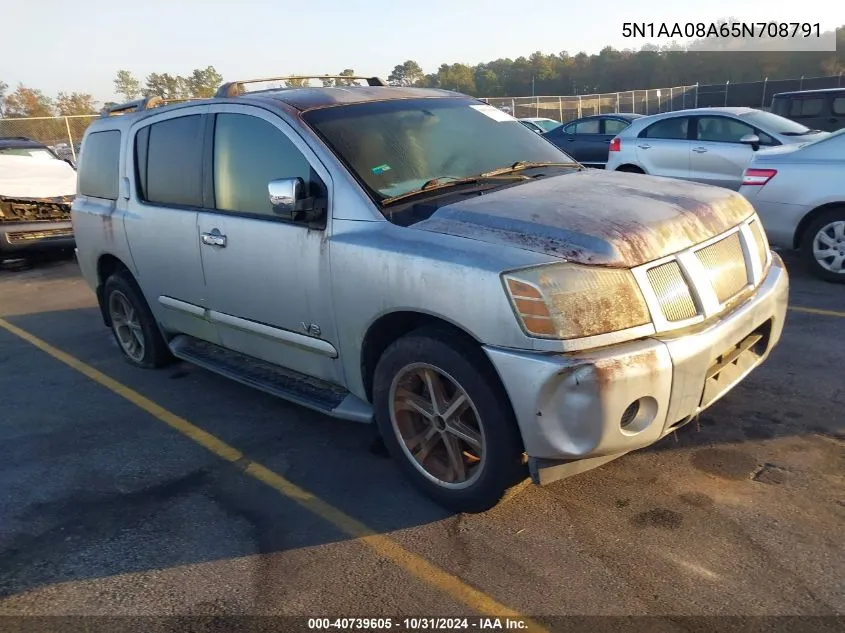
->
[620,401,640,429]
[619,396,659,434]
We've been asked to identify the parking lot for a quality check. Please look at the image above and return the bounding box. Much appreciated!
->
[0,251,843,627]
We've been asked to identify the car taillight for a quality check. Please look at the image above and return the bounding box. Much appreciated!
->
[609,137,621,152]
[742,168,777,186]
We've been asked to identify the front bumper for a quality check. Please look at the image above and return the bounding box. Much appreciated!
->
[0,221,75,256]
[484,252,789,485]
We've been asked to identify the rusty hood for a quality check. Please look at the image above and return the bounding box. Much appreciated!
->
[410,169,755,267]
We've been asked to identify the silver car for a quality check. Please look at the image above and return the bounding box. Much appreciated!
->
[739,127,845,282]
[71,78,788,512]
[605,107,828,190]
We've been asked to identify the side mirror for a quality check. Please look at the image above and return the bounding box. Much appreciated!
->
[268,177,304,217]
[739,133,761,151]
[268,177,326,224]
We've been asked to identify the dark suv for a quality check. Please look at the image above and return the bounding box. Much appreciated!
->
[770,88,845,132]
[0,137,77,262]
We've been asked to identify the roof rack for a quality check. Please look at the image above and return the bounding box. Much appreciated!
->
[100,96,205,117]
[214,75,388,98]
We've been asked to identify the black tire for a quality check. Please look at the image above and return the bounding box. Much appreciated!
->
[616,164,644,174]
[800,208,845,284]
[103,270,174,368]
[373,326,526,513]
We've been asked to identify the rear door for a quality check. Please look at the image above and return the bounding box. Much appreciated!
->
[124,107,218,343]
[635,116,692,180]
[689,115,760,190]
[556,118,607,166]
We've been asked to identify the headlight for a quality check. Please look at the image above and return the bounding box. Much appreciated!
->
[502,263,651,340]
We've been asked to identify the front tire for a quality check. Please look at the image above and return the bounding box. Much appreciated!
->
[103,271,174,368]
[616,164,644,174]
[800,209,845,283]
[373,326,525,513]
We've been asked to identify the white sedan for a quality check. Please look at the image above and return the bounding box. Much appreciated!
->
[739,128,845,282]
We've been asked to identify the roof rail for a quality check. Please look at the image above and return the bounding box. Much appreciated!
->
[100,96,205,117]
[214,75,388,98]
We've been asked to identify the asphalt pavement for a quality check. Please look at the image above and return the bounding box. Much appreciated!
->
[0,251,842,631]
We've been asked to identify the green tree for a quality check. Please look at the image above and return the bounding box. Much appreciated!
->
[114,70,142,101]
[284,77,309,88]
[145,73,188,99]
[56,92,97,115]
[2,84,54,117]
[336,69,356,86]
[387,60,425,86]
[186,66,223,97]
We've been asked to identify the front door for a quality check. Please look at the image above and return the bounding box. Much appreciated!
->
[196,105,342,385]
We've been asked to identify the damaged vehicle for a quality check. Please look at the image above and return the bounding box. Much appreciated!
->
[72,79,789,512]
[0,137,77,263]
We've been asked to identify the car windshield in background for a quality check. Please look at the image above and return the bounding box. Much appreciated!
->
[0,147,59,160]
[738,110,815,135]
[535,119,561,132]
[303,97,575,202]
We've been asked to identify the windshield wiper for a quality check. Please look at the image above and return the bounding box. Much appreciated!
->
[382,174,529,205]
[480,160,581,177]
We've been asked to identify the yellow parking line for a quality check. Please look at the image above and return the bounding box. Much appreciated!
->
[788,306,845,318]
[0,317,546,630]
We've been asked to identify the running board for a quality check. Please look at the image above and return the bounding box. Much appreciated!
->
[168,335,373,423]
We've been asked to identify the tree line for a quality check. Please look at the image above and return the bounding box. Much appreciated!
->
[1,24,842,119]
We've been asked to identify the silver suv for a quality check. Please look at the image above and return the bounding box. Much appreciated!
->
[72,76,789,512]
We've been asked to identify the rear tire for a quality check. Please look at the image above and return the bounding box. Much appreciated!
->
[103,271,174,368]
[800,208,845,283]
[373,326,526,513]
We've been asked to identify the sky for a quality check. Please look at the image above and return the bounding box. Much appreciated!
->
[1,0,839,104]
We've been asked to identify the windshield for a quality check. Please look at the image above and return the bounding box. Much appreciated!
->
[738,110,814,135]
[303,97,576,201]
[534,119,561,132]
[0,147,59,160]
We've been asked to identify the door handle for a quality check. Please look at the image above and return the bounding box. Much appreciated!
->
[637,143,652,149]
[692,147,708,153]
[201,230,227,247]
[567,137,575,142]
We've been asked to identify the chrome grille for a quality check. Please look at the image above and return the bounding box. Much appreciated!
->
[748,220,770,270]
[646,261,698,322]
[695,232,749,304]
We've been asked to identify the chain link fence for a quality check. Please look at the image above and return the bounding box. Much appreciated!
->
[484,86,699,122]
[0,115,97,161]
[1,74,842,152]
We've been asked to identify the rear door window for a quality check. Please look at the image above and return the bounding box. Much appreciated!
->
[833,98,845,116]
[78,130,121,200]
[641,117,690,139]
[790,98,825,117]
[135,114,204,208]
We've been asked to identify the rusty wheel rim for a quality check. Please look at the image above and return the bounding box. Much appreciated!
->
[388,362,486,489]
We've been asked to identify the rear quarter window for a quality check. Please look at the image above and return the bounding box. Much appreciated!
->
[78,130,121,200]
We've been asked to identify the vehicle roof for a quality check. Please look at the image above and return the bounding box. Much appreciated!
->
[250,85,465,111]
[643,107,759,117]
[520,117,558,122]
[573,113,645,120]
[0,136,48,149]
[773,87,845,97]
